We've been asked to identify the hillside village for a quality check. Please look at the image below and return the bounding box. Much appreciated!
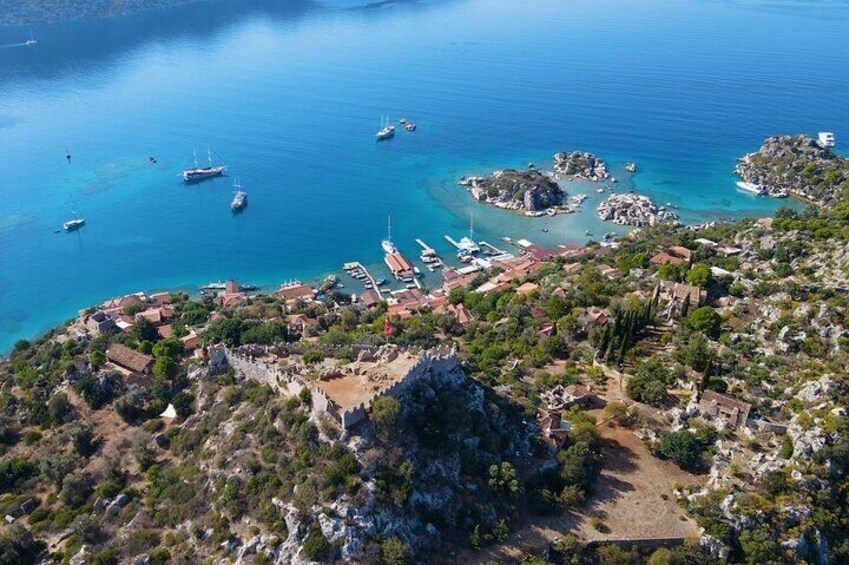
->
[3,147,849,563]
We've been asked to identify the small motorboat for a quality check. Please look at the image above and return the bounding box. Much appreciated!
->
[404,122,416,131]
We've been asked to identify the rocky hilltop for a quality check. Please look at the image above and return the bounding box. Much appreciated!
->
[553,151,610,181]
[597,193,679,226]
[736,134,849,205]
[4,189,849,563]
[460,168,564,212]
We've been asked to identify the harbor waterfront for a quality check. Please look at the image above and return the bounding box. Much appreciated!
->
[1,0,848,352]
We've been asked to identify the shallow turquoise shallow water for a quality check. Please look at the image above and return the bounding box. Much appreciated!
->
[1,0,848,351]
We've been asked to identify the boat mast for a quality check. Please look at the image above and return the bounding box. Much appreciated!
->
[70,195,80,219]
[193,147,199,169]
[469,212,474,241]
[387,214,392,243]
[207,146,213,167]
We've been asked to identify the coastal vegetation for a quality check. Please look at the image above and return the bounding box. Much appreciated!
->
[460,168,564,213]
[736,135,849,204]
[2,137,849,562]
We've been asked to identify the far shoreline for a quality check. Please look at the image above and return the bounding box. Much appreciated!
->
[0,0,214,27]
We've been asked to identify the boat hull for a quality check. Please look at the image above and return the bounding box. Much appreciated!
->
[182,166,225,183]
[735,181,764,195]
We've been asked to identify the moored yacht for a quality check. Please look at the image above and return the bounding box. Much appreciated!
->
[63,218,85,231]
[63,199,85,231]
[376,115,395,140]
[230,178,247,211]
[381,214,397,254]
[182,147,225,182]
[818,132,836,149]
[736,181,764,195]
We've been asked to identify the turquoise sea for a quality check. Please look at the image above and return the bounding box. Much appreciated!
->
[1,0,848,352]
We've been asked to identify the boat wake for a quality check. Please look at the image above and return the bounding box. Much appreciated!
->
[0,42,31,49]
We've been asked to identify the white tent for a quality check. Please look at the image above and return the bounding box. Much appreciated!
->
[159,403,178,421]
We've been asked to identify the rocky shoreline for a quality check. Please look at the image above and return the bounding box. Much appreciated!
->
[735,134,848,206]
[596,193,679,227]
[459,151,615,215]
[552,151,610,181]
[460,168,566,213]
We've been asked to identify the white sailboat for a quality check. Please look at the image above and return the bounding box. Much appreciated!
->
[375,115,395,140]
[457,213,480,254]
[25,31,37,46]
[63,198,85,231]
[230,178,247,211]
[381,214,397,254]
[181,146,225,182]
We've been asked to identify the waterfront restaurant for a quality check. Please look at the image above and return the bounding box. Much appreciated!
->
[385,252,414,280]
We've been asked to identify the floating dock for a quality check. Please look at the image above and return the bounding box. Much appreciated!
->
[444,235,463,249]
[343,262,383,300]
[415,238,437,256]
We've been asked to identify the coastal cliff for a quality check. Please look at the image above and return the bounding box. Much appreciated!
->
[0,0,209,25]
[736,135,849,205]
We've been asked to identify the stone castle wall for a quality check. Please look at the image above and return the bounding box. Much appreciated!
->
[214,344,460,430]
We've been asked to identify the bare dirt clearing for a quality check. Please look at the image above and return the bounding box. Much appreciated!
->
[470,405,703,563]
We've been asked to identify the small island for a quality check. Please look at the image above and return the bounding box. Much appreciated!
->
[736,134,848,205]
[459,151,613,216]
[597,193,679,227]
[553,151,610,181]
[460,169,565,214]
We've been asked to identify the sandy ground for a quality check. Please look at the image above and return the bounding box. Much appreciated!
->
[469,375,703,563]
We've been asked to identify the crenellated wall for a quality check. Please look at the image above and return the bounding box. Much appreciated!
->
[336,345,461,428]
[216,344,461,429]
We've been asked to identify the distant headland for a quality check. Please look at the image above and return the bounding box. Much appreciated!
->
[0,0,211,26]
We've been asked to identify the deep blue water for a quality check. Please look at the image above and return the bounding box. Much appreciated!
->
[1,0,848,352]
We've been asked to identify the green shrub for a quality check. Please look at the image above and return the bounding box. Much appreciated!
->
[21,429,42,446]
[0,457,38,494]
[657,431,706,472]
[302,523,332,561]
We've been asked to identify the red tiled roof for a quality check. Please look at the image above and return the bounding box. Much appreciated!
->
[106,344,153,373]
[385,252,414,277]
[669,246,692,260]
[650,252,684,266]
[274,283,315,301]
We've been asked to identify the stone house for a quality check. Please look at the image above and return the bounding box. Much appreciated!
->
[537,408,572,450]
[106,344,153,374]
[698,390,751,427]
[85,311,116,335]
[657,280,706,319]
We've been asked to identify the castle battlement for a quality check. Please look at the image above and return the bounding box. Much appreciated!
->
[211,343,460,429]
